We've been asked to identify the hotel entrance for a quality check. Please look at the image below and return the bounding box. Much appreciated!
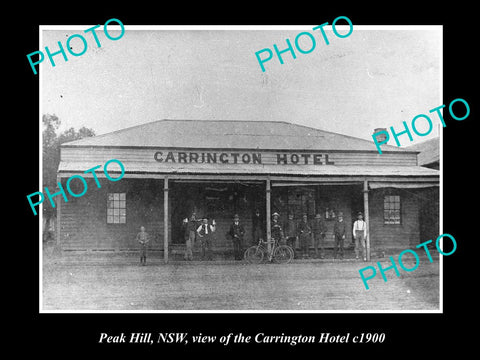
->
[169,180,266,250]
[270,183,364,249]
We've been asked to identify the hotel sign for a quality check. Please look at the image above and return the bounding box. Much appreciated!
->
[153,151,334,165]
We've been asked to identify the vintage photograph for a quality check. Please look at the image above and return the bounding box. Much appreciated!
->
[39,25,441,312]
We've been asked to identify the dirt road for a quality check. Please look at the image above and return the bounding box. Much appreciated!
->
[42,252,440,311]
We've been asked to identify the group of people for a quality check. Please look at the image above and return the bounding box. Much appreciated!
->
[271,211,367,260]
[181,212,246,261]
[272,212,340,259]
[280,212,329,259]
[182,213,217,261]
[135,213,221,264]
[134,210,368,264]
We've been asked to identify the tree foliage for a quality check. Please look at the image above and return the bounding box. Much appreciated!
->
[42,114,95,219]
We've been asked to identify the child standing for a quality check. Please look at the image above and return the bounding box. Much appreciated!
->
[136,226,150,265]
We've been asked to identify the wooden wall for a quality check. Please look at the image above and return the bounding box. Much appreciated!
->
[368,188,421,250]
[60,146,418,167]
[58,178,263,252]
[59,178,165,250]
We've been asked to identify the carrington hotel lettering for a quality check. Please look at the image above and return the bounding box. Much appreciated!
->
[153,151,335,165]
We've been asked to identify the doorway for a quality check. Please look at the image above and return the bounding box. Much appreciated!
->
[169,181,265,247]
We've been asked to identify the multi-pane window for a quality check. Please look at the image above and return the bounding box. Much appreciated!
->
[107,193,126,224]
[384,195,401,224]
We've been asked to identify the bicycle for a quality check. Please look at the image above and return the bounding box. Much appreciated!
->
[244,238,294,264]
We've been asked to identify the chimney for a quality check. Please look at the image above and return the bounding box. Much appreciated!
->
[373,128,388,143]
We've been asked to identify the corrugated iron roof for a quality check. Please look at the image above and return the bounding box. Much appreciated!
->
[62,119,411,153]
[406,137,440,166]
[58,160,439,178]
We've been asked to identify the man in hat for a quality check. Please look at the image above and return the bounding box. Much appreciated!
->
[297,213,312,259]
[284,213,297,256]
[333,211,346,259]
[312,212,328,259]
[353,211,367,261]
[251,208,264,246]
[182,212,199,261]
[228,214,245,260]
[196,217,216,260]
[271,212,284,245]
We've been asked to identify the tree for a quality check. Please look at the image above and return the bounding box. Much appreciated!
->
[42,114,61,196]
[42,114,95,241]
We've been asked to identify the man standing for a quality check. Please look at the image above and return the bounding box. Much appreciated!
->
[251,209,264,246]
[333,212,346,259]
[228,214,245,260]
[182,212,198,261]
[284,213,297,256]
[271,212,284,245]
[197,217,216,260]
[297,214,312,259]
[353,211,367,261]
[312,213,328,259]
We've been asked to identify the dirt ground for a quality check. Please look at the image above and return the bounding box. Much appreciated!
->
[41,246,440,311]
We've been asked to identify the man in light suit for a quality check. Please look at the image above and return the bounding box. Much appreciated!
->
[353,212,367,261]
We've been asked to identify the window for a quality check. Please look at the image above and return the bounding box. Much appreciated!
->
[107,193,126,224]
[384,195,401,224]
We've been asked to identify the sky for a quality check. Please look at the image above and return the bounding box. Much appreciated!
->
[40,25,442,145]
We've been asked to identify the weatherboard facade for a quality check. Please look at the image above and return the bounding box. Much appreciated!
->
[56,120,439,260]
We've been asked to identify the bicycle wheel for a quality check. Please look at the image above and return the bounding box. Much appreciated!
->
[244,246,265,264]
[273,245,293,264]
